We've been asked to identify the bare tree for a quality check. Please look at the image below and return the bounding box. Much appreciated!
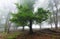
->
[53,0,60,29]
[5,11,11,33]
[47,0,54,29]
[48,0,60,29]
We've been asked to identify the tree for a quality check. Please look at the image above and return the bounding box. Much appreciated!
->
[5,12,11,33]
[10,4,50,34]
[47,12,53,29]
[35,8,50,30]
[47,0,53,28]
[53,0,59,29]
[10,4,35,34]
[18,0,35,31]
[48,0,60,29]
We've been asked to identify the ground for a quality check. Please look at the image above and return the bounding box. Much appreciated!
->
[16,29,60,39]
[0,29,60,39]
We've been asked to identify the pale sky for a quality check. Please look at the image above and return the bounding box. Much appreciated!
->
[0,0,49,13]
[34,0,49,12]
[0,0,49,19]
[0,0,18,24]
[0,0,17,12]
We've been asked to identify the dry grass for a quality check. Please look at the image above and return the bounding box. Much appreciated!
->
[0,29,60,39]
[0,32,20,39]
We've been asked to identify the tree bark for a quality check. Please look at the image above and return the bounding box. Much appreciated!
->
[51,23,52,29]
[55,4,58,29]
[50,14,53,29]
[7,22,11,33]
[5,12,11,33]
[40,23,41,30]
[5,24,7,32]
[29,20,33,34]
[22,26,24,31]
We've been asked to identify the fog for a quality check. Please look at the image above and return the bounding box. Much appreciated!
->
[0,0,60,31]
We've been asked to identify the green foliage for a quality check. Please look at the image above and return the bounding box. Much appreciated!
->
[10,4,35,26]
[10,3,50,27]
[35,8,50,23]
[10,0,35,27]
[6,32,20,39]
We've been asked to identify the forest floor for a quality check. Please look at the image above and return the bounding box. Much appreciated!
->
[0,29,60,39]
[16,29,60,39]
[0,31,20,39]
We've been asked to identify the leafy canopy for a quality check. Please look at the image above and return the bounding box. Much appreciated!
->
[10,4,35,26]
[35,8,50,23]
[10,4,50,26]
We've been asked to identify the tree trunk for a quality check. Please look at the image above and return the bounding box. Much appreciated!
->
[5,12,11,33]
[51,24,52,29]
[29,20,33,34]
[7,22,11,33]
[22,26,24,31]
[55,5,58,29]
[50,14,53,29]
[15,26,17,31]
[53,0,58,29]
[40,23,41,30]
[5,24,7,32]
[7,26,10,33]
[5,21,8,33]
